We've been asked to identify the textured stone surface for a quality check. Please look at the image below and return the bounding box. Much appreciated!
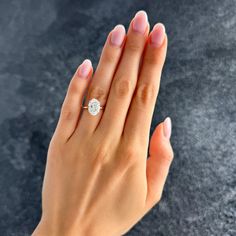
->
[0,0,235,235]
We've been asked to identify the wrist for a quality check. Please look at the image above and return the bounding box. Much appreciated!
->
[32,221,50,236]
[32,219,85,236]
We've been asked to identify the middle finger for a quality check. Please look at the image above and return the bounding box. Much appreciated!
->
[97,11,150,138]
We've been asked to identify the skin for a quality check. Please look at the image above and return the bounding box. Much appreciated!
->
[32,11,174,236]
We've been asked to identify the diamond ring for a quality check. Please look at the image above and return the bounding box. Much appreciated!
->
[82,98,104,116]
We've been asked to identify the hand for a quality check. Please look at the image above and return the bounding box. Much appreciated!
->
[32,10,174,236]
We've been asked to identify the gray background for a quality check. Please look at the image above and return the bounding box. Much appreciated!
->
[0,0,235,235]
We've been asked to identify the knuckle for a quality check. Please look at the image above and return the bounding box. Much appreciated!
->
[60,105,74,121]
[92,146,109,167]
[121,146,138,167]
[162,146,174,164]
[114,76,132,98]
[69,80,80,94]
[88,86,106,101]
[144,53,160,66]
[102,49,117,64]
[167,148,174,162]
[135,83,156,106]
[127,40,142,53]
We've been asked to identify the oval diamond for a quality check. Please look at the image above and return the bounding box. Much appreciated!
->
[88,98,101,116]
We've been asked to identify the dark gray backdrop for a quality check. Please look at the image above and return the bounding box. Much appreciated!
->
[0,0,235,235]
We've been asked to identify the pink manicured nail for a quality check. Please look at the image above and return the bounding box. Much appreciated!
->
[163,117,172,139]
[150,23,165,47]
[132,10,148,34]
[110,24,126,46]
[78,59,92,78]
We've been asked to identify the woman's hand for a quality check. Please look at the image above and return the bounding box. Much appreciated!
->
[32,10,174,236]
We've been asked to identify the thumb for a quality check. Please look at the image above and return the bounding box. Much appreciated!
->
[144,117,174,212]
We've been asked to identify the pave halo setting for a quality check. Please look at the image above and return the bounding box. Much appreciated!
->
[87,98,102,116]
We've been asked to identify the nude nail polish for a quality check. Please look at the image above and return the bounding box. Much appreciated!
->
[163,117,172,139]
[150,23,165,47]
[78,59,92,78]
[132,10,148,34]
[110,24,126,47]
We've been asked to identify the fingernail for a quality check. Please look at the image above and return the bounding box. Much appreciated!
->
[78,59,92,78]
[150,23,165,47]
[110,24,126,47]
[132,10,148,34]
[163,117,172,139]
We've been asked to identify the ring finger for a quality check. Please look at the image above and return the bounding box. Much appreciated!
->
[97,11,150,138]
[76,24,126,135]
